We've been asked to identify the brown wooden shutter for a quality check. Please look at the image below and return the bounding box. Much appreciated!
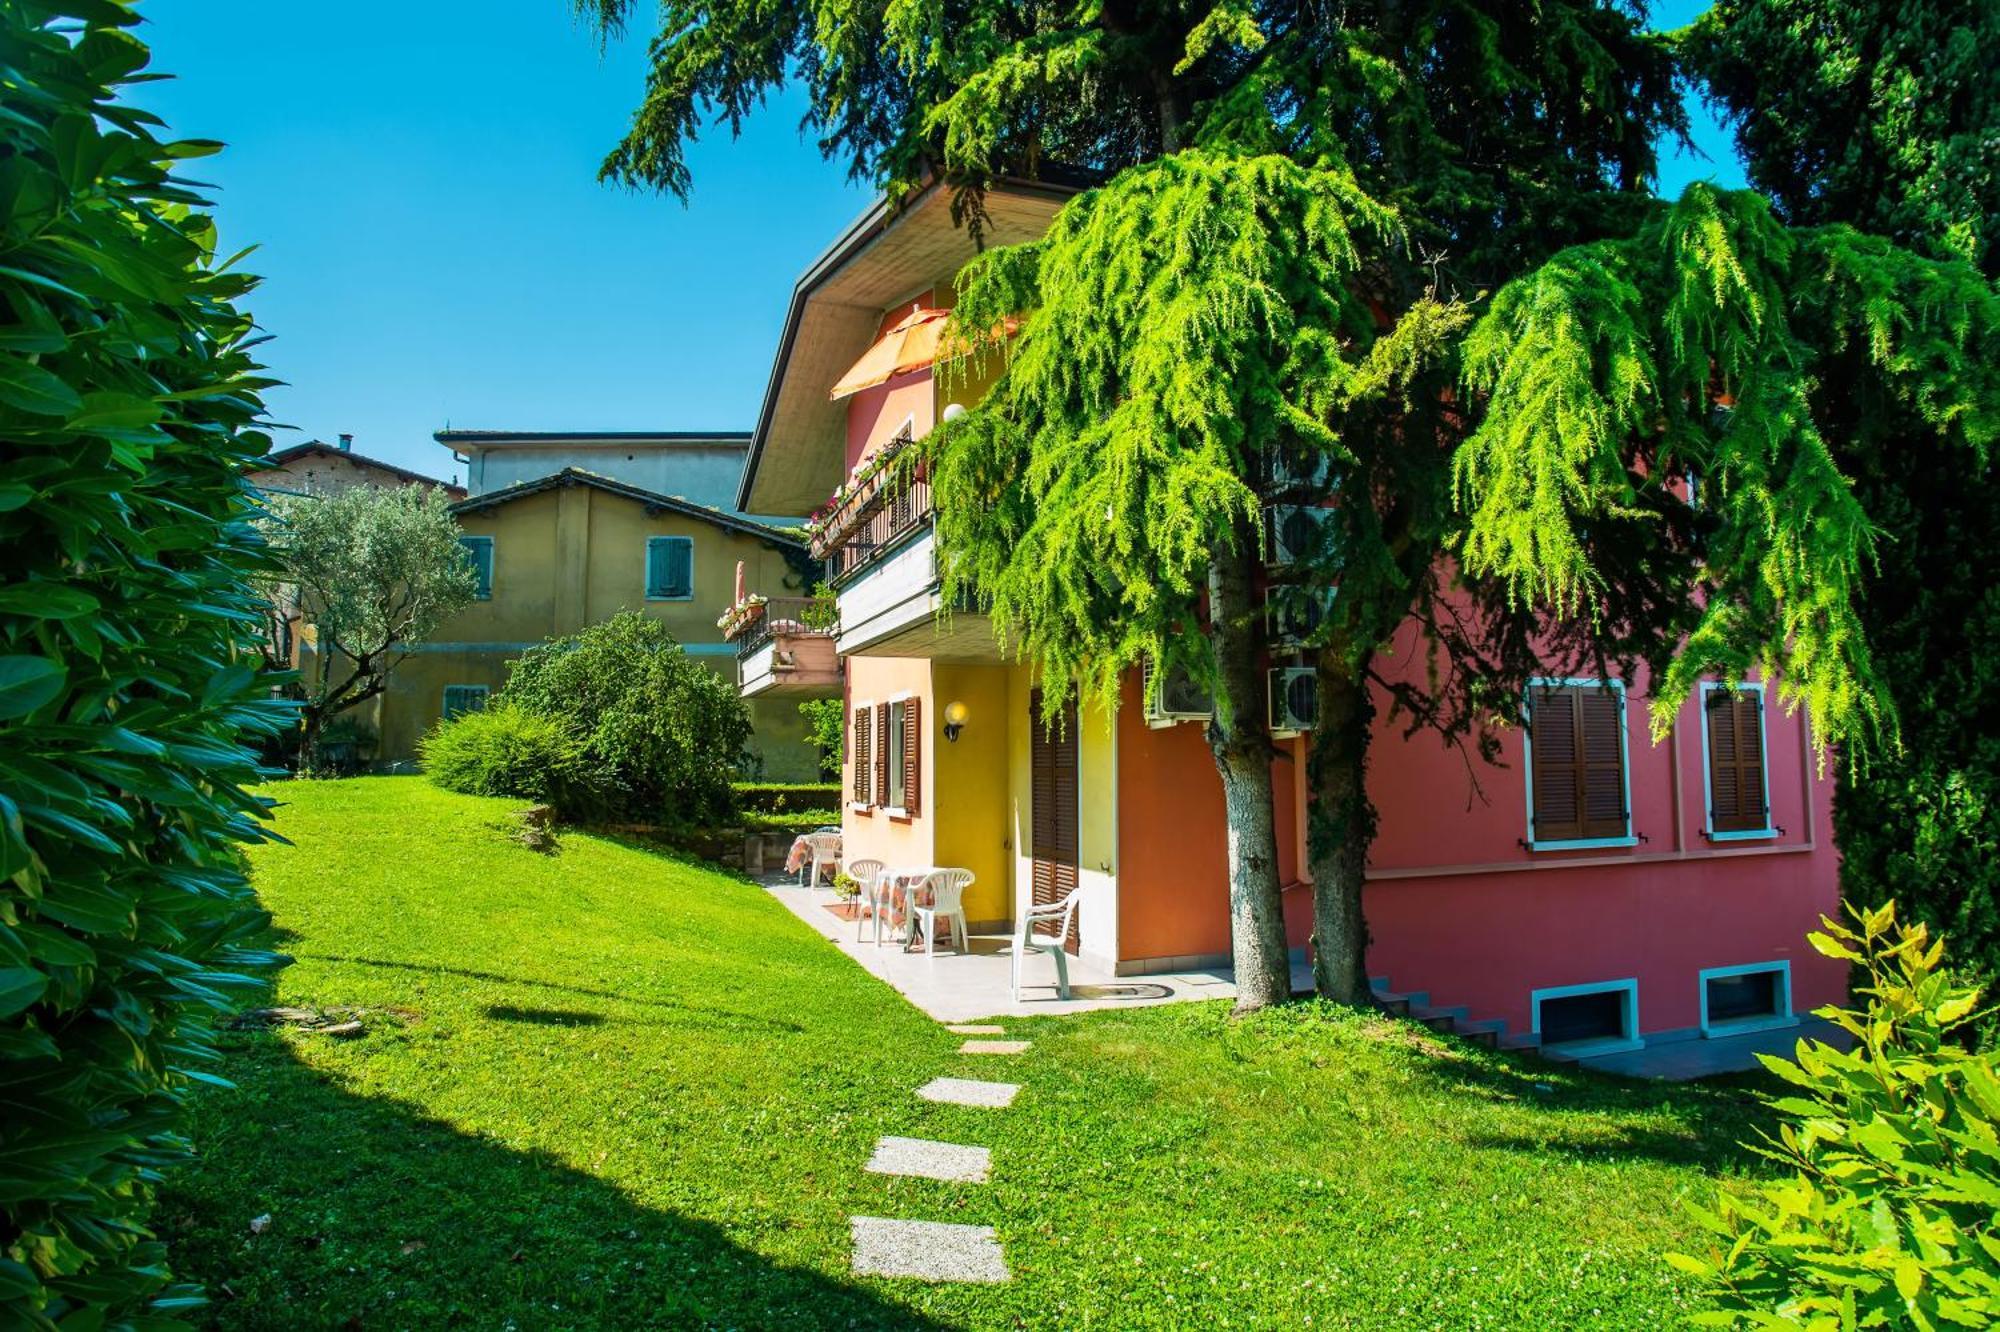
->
[903,697,921,817]
[874,702,890,806]
[1529,685,1584,842]
[1530,684,1629,843]
[1706,687,1767,833]
[1578,686,1629,839]
[1028,690,1081,953]
[851,706,871,804]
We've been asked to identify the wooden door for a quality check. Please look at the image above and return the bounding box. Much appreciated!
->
[1029,689,1081,955]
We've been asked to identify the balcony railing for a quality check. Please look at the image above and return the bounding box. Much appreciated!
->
[732,596,840,659]
[817,472,933,583]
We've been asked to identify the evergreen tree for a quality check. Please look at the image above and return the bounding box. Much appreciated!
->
[1686,0,2000,1010]
[582,0,1999,1008]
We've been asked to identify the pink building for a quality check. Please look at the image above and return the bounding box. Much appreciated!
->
[727,176,1843,1062]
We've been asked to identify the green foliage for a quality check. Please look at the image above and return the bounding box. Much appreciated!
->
[0,2,290,1324]
[795,698,844,779]
[259,484,477,758]
[1684,0,1999,277]
[1457,183,2000,762]
[930,152,1411,717]
[420,705,601,814]
[1670,904,2000,1327]
[734,780,841,813]
[502,612,750,826]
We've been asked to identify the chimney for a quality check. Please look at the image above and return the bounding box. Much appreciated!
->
[337,433,353,451]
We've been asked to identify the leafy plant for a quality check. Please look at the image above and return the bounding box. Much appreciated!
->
[1669,903,2000,1327]
[259,485,478,766]
[0,2,290,1325]
[502,612,750,827]
[795,699,843,780]
[420,705,602,815]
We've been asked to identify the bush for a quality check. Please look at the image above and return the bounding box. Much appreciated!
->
[734,782,843,813]
[0,5,289,1325]
[1669,902,2000,1327]
[798,696,843,779]
[420,705,601,814]
[502,612,751,826]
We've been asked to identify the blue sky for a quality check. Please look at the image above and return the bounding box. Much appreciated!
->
[135,2,1742,487]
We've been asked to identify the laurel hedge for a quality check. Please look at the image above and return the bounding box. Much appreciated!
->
[0,3,289,1326]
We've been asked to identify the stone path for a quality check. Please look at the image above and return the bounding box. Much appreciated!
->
[850,1022,1030,1283]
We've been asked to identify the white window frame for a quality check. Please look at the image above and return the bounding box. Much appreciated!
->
[644,534,695,602]
[884,697,910,817]
[1699,680,1777,842]
[1529,978,1642,1055]
[1698,961,1794,1037]
[459,535,494,601]
[441,683,490,721]
[1521,677,1638,851]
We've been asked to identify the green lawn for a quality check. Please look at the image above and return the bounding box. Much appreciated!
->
[162,778,1767,1329]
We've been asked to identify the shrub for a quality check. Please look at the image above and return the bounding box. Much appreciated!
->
[420,705,601,814]
[1669,902,2000,1327]
[0,5,289,1325]
[798,697,844,779]
[734,781,843,813]
[503,612,751,826]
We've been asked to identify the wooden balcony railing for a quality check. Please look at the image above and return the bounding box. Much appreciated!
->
[815,472,933,583]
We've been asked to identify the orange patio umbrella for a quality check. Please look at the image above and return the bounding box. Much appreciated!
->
[828,308,1021,400]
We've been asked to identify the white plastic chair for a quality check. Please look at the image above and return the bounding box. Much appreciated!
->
[1012,889,1083,1001]
[846,859,886,942]
[910,869,974,956]
[799,831,842,888]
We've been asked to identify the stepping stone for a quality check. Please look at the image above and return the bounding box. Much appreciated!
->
[946,1023,1005,1035]
[959,1039,1030,1055]
[850,1216,1009,1283]
[865,1135,991,1183]
[916,1076,1020,1109]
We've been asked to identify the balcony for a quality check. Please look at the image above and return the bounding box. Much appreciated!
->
[809,464,996,660]
[724,596,842,697]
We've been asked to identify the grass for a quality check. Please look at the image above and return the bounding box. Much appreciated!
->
[163,778,1771,1330]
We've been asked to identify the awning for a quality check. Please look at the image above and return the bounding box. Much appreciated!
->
[829,308,951,400]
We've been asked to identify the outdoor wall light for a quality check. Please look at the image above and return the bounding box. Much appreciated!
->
[943,700,969,742]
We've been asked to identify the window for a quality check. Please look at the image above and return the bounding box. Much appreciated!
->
[1531,979,1640,1052]
[874,697,921,815]
[1700,962,1793,1036]
[458,536,493,600]
[851,703,873,806]
[1702,682,1774,840]
[441,684,489,721]
[1524,680,1634,848]
[645,535,693,601]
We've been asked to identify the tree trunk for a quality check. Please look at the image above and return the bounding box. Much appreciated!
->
[1206,519,1292,1012]
[1308,658,1375,1004]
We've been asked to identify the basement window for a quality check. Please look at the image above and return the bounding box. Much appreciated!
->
[1531,980,1641,1054]
[1700,962,1793,1036]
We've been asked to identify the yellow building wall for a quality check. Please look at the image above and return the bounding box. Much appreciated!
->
[373,481,819,778]
[930,662,1013,928]
[843,654,936,875]
[1004,665,1120,969]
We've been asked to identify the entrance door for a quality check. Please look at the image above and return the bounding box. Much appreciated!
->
[1029,689,1081,955]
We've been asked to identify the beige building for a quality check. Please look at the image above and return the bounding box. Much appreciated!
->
[251,435,465,499]
[366,467,824,779]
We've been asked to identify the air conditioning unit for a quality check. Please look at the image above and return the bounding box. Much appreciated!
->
[1264,443,1334,496]
[1142,655,1214,727]
[1266,505,1334,568]
[1266,585,1336,647]
[1268,667,1319,735]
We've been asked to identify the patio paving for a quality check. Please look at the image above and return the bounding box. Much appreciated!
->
[761,877,1297,1022]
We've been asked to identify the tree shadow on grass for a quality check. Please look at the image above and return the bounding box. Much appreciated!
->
[158,1034,950,1331]
[307,953,805,1035]
[1398,1037,1773,1174]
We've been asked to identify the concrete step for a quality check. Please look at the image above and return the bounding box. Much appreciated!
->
[1409,1003,1469,1033]
[1498,1031,1542,1052]
[1372,989,1417,1017]
[1455,1018,1507,1049]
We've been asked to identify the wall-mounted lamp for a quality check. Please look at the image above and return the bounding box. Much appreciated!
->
[943,699,969,742]
[942,402,967,422]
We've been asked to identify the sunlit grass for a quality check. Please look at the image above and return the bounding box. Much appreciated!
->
[163,778,1766,1329]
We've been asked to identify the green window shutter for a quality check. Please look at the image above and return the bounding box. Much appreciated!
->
[458,536,493,599]
[647,536,692,599]
[442,685,488,721]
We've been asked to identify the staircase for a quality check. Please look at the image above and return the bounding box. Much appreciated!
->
[1369,976,1551,1057]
